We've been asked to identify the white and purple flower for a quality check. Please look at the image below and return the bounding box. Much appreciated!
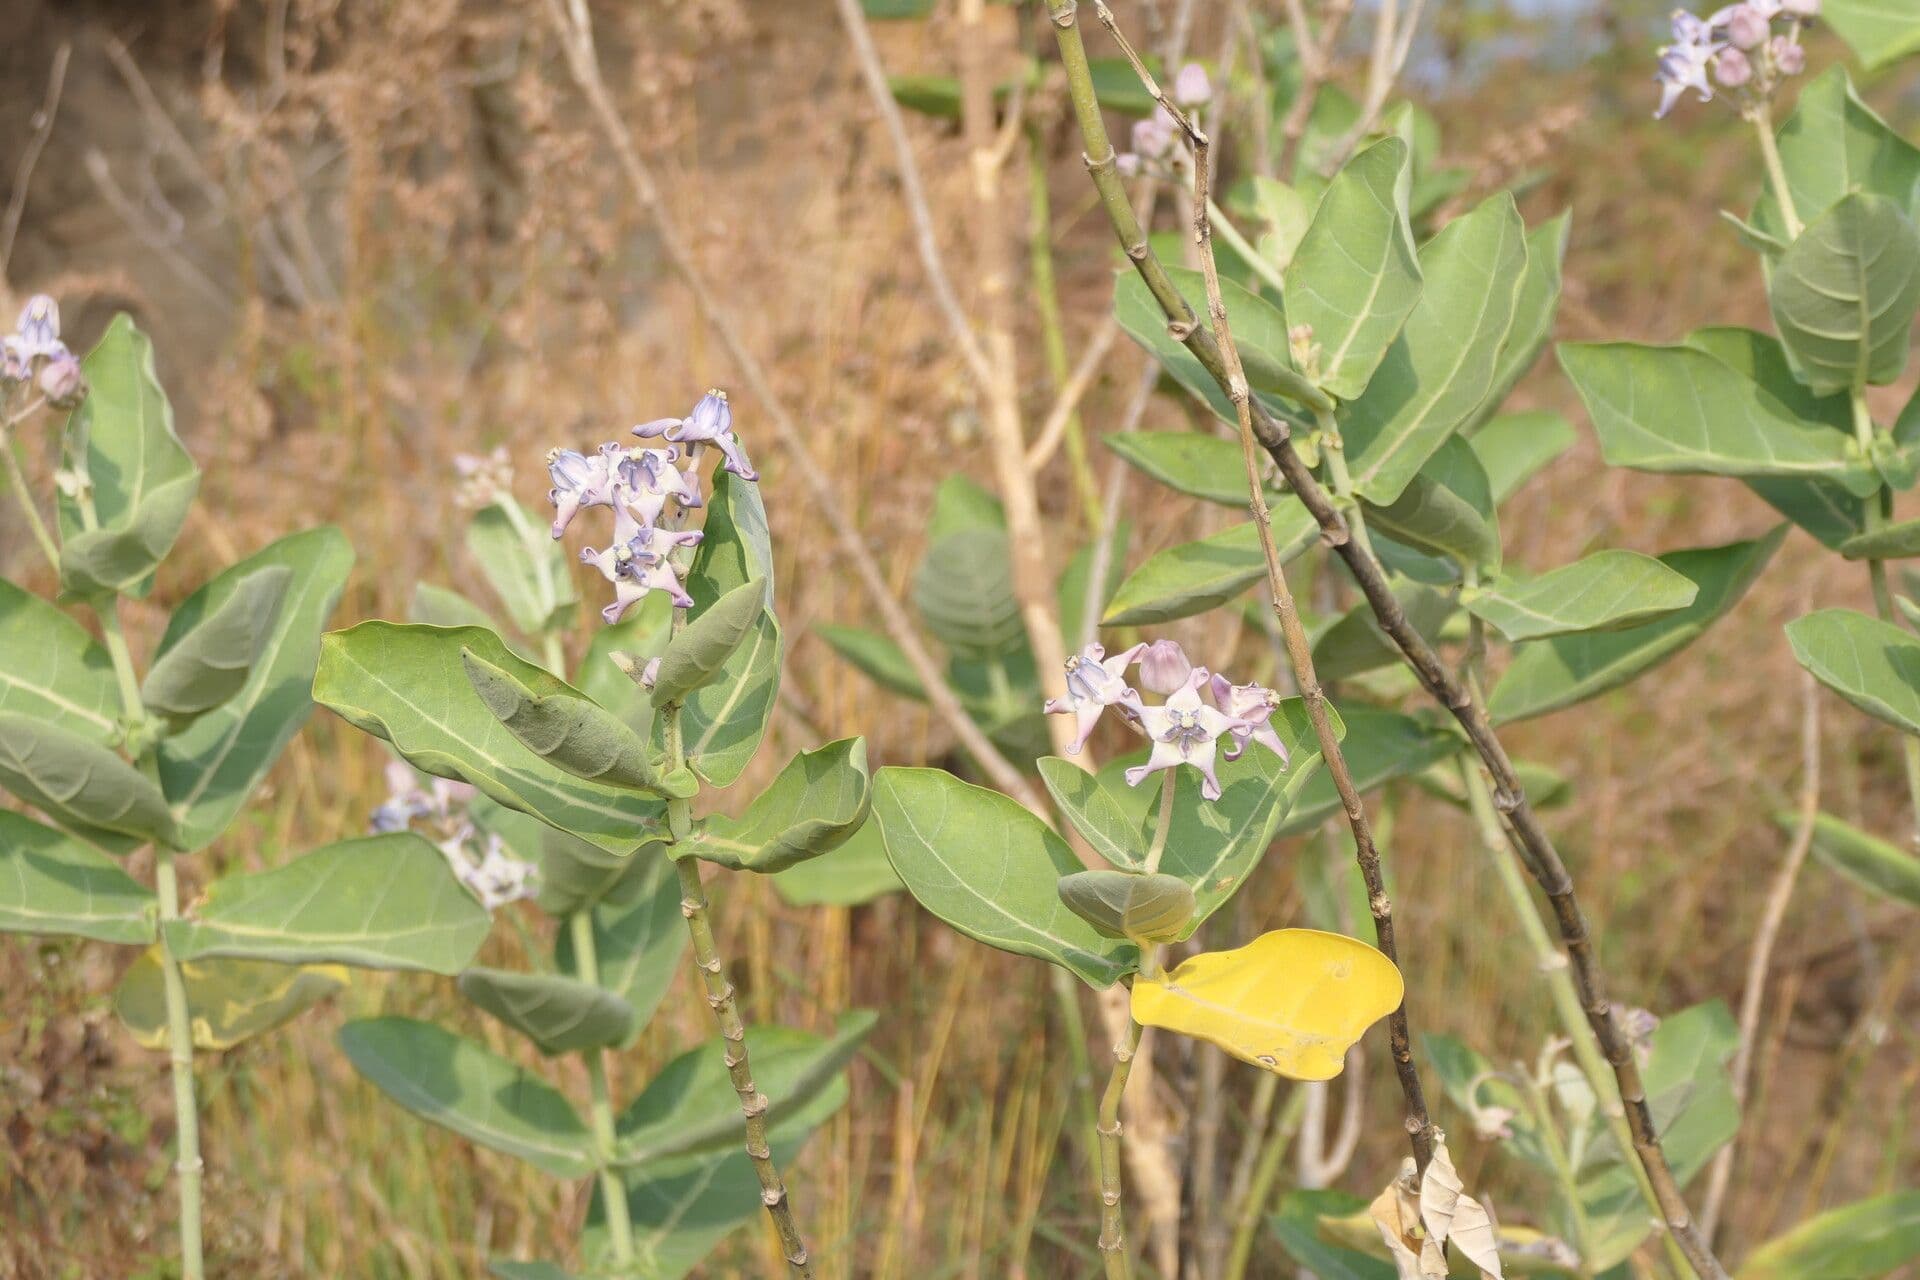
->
[1124,670,1249,803]
[1045,641,1147,754]
[633,389,758,481]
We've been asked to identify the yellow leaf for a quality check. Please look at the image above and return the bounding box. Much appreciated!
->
[115,949,350,1051]
[1129,927,1403,1079]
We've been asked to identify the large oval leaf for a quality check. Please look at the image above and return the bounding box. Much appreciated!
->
[1465,210,1570,433]
[553,848,686,1042]
[872,767,1136,986]
[1359,436,1500,570]
[1465,550,1698,642]
[141,565,291,729]
[466,498,578,636]
[675,738,871,873]
[1467,410,1577,506]
[1103,432,1282,507]
[462,646,661,793]
[1758,67,1920,237]
[0,810,155,944]
[337,1016,594,1178]
[1769,193,1920,396]
[164,833,492,974]
[117,951,346,1051]
[1131,929,1403,1080]
[459,968,636,1055]
[648,578,766,707]
[0,577,121,745]
[1103,513,1316,626]
[1735,1192,1920,1280]
[1792,810,1920,910]
[0,712,178,848]
[1787,607,1920,736]
[314,623,663,855]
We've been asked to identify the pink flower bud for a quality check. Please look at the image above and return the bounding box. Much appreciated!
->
[1779,0,1817,14]
[1714,47,1753,86]
[1771,35,1806,73]
[1726,3,1769,48]
[1171,62,1212,108]
[37,352,82,404]
[1137,639,1194,696]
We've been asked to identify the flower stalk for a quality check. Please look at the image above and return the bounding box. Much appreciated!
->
[566,910,637,1267]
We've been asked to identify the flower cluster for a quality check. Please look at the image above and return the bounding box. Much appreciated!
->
[1,295,82,404]
[546,390,757,624]
[453,445,514,509]
[370,762,538,911]
[1115,63,1212,178]
[1655,0,1816,118]
[1044,638,1287,802]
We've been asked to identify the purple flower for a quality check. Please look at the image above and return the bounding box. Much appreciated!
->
[633,389,758,481]
[1124,671,1248,802]
[1138,639,1193,696]
[1208,674,1291,766]
[1131,108,1178,161]
[581,539,694,622]
[1771,34,1806,73]
[1654,24,1722,118]
[1171,62,1212,107]
[370,762,474,833]
[546,447,618,537]
[1715,46,1754,85]
[1044,642,1146,754]
[1722,3,1771,47]
[12,295,65,360]
[614,447,702,529]
[437,828,539,911]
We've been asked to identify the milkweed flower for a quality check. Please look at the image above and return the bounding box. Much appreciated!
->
[1044,642,1146,753]
[1138,639,1194,696]
[1655,13,1722,118]
[547,447,619,537]
[632,389,758,481]
[436,827,539,911]
[1171,62,1212,107]
[1208,674,1291,766]
[1124,670,1248,802]
[2,295,76,393]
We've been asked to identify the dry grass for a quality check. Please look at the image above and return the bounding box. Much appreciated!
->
[2,3,1917,1277]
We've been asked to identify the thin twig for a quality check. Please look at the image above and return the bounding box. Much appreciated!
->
[1027,315,1120,470]
[0,42,70,281]
[1047,6,1730,1274]
[1700,668,1821,1240]
[1085,0,1439,1178]
[544,0,1043,811]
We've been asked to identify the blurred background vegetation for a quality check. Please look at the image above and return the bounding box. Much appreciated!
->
[2,1,1917,1276]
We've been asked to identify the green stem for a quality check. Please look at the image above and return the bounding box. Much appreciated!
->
[1316,406,1375,560]
[661,659,814,1276]
[1517,1069,1597,1277]
[1028,124,1104,535]
[1143,767,1176,875]
[1847,392,1920,842]
[97,599,204,1280]
[497,492,565,630]
[1459,756,1689,1279]
[1749,107,1802,240]
[0,419,60,575]
[1222,1084,1309,1280]
[568,910,636,1269]
[1096,1017,1143,1280]
[1204,198,1286,296]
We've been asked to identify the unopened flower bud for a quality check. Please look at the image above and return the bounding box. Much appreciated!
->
[1725,3,1769,47]
[15,295,59,355]
[1137,639,1194,696]
[1714,47,1753,86]
[1171,62,1212,108]
[1771,35,1806,73]
[37,352,82,404]
[1779,0,1817,14]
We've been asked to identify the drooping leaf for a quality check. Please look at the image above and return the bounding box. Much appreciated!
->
[1103,431,1280,507]
[770,820,904,907]
[458,968,635,1055]
[815,624,926,701]
[1342,193,1530,504]
[612,1012,875,1173]
[1276,707,1460,836]
[675,738,871,873]
[462,646,663,793]
[1839,517,1920,559]
[1735,1192,1920,1280]
[158,527,354,851]
[54,315,200,598]
[1464,550,1698,642]
[1768,193,1920,395]
[0,810,154,943]
[872,767,1137,986]
[314,623,663,854]
[117,951,347,1051]
[466,499,578,636]
[1787,607,1920,736]
[1756,67,1920,235]
[553,847,686,1041]
[0,577,122,745]
[649,578,767,706]
[1284,137,1423,401]
[0,712,179,848]
[164,833,492,974]
[1057,870,1195,942]
[1488,528,1786,723]
[1359,436,1500,569]
[1467,410,1576,505]
[337,1016,595,1178]
[1559,342,1877,495]
[1131,928,1403,1079]
[140,565,291,729]
[1792,810,1920,910]
[1103,513,1316,626]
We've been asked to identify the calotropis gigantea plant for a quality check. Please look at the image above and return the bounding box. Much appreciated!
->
[311,392,873,1278]
[0,305,496,1280]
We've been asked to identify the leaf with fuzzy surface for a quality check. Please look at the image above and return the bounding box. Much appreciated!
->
[1787,607,1920,736]
[459,968,635,1055]
[675,738,871,873]
[0,810,154,944]
[1768,193,1920,395]
[1465,550,1697,642]
[141,566,290,729]
[0,712,178,848]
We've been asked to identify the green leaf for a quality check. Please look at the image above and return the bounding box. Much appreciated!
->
[1039,757,1153,871]
[1103,431,1279,507]
[1057,870,1195,942]
[1466,211,1571,432]
[337,1016,594,1178]
[1489,528,1785,723]
[1467,410,1577,505]
[1559,343,1877,495]
[530,824,659,919]
[459,968,635,1055]
[613,1011,875,1173]
[1839,517,1920,559]
[1736,1192,1920,1280]
[647,578,764,707]
[0,576,122,744]
[1284,136,1423,401]
[1769,193,1920,395]
[863,0,935,17]
[1359,436,1500,569]
[1309,580,1455,683]
[676,738,871,873]
[1793,810,1920,909]
[488,1263,576,1280]
[887,73,961,118]
[467,499,578,636]
[0,810,154,943]
[1057,521,1132,651]
[141,565,291,729]
[915,528,1023,661]
[1276,707,1460,836]
[1251,176,1315,272]
[1465,550,1698,642]
[1103,512,1316,626]
[672,472,780,786]
[1342,192,1530,504]
[1786,607,1920,735]
[771,820,904,907]
[158,527,354,851]
[462,645,662,793]
[55,315,200,598]
[1757,67,1920,236]
[117,951,347,1051]
[554,848,687,1040]
[164,833,492,974]
[0,712,179,847]
[872,767,1137,986]
[815,624,926,701]
[927,474,1005,540]
[314,623,663,854]
[1824,0,1920,70]
[692,468,775,594]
